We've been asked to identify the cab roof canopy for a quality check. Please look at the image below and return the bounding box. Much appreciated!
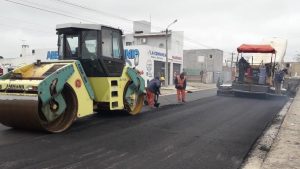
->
[56,23,118,31]
[237,44,276,54]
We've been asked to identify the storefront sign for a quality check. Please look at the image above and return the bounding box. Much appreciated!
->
[125,49,140,67]
[125,49,139,59]
[149,50,165,60]
[47,51,59,60]
[172,56,182,61]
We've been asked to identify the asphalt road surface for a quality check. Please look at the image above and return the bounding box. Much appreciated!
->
[0,90,287,169]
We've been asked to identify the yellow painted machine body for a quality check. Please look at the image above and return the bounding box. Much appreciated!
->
[88,66,144,114]
[89,72,128,110]
[0,61,94,116]
[0,23,145,132]
[0,60,144,132]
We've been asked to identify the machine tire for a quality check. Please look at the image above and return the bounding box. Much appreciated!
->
[123,81,144,115]
[39,84,78,133]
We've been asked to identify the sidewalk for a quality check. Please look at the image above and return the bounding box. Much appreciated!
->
[160,82,216,95]
[261,92,300,169]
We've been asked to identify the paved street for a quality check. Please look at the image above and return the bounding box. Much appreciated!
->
[0,89,287,169]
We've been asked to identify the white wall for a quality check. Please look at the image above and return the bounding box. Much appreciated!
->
[0,48,57,68]
[125,45,183,85]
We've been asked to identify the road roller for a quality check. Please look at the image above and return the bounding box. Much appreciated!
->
[0,23,145,133]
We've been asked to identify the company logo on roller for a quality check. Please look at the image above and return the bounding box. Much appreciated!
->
[75,79,82,88]
[6,84,25,90]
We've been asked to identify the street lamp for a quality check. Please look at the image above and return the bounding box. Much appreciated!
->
[165,19,177,86]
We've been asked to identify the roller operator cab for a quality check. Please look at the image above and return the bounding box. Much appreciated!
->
[57,23,125,77]
[0,23,145,133]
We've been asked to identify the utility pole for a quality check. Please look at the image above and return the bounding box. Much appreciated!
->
[231,52,234,69]
[231,52,234,81]
[165,28,168,85]
[165,19,177,86]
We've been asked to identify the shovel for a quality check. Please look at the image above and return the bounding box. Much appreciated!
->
[154,93,160,108]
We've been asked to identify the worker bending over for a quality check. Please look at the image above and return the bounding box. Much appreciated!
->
[146,77,162,108]
[175,72,187,103]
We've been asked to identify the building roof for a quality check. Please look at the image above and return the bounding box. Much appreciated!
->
[183,49,223,52]
[133,32,171,37]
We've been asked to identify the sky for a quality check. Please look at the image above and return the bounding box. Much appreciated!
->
[0,0,299,61]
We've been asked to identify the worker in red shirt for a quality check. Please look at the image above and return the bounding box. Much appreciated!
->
[175,72,187,103]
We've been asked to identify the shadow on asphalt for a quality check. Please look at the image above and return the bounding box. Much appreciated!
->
[1,127,48,135]
[0,104,185,136]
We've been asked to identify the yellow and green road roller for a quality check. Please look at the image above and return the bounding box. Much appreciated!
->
[0,23,145,133]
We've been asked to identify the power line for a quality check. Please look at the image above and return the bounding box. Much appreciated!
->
[0,15,51,29]
[3,0,234,54]
[50,0,164,31]
[2,0,134,33]
[49,0,218,49]
[51,0,132,22]
[3,0,97,23]
[21,0,129,31]
[184,36,214,49]
[0,23,53,34]
[6,0,224,51]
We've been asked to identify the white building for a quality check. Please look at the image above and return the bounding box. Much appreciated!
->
[0,43,57,69]
[123,20,184,85]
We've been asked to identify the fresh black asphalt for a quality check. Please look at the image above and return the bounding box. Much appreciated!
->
[0,89,287,169]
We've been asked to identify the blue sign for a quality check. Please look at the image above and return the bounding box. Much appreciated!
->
[47,51,59,60]
[125,49,139,59]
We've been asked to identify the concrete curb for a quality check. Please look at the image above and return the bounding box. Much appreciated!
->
[241,99,293,169]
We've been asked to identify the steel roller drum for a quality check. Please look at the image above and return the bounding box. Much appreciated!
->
[0,85,77,133]
[0,94,44,130]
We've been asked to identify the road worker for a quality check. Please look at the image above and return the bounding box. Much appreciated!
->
[175,72,187,103]
[146,77,162,108]
[274,68,288,94]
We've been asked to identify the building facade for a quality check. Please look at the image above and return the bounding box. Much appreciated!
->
[0,44,58,72]
[123,20,184,85]
[183,49,223,83]
[284,62,300,77]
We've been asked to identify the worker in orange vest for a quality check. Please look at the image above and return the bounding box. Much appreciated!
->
[175,72,187,103]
